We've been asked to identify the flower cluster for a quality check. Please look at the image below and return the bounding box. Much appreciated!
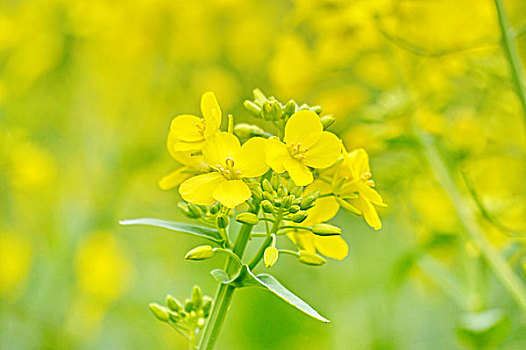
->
[160,89,386,263]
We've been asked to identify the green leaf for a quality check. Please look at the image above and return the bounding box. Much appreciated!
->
[210,269,230,283]
[120,218,222,243]
[224,265,330,323]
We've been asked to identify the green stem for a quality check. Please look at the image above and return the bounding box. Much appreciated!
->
[278,249,300,257]
[494,0,526,130]
[248,210,283,269]
[197,206,259,350]
[417,131,526,314]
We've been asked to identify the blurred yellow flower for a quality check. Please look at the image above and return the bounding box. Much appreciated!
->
[169,91,222,152]
[266,110,342,186]
[179,132,268,208]
[0,232,32,297]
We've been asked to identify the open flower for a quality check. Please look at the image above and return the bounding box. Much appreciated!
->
[334,148,387,230]
[168,91,222,152]
[266,110,341,186]
[288,181,349,260]
[179,132,268,208]
[158,131,209,190]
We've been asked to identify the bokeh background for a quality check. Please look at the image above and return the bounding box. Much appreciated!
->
[2,0,526,349]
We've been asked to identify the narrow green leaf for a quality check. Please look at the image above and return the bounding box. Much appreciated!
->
[210,269,229,283]
[224,265,330,323]
[120,218,222,243]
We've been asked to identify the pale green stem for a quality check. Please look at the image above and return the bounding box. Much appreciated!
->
[248,209,283,269]
[197,206,259,350]
[494,0,526,130]
[417,131,526,314]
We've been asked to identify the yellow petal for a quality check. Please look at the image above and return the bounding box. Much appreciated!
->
[203,132,241,169]
[283,156,313,186]
[314,235,349,260]
[346,148,370,179]
[284,110,323,148]
[201,91,222,137]
[359,196,382,230]
[289,230,316,253]
[170,115,204,142]
[179,172,225,205]
[213,179,251,208]
[356,182,387,207]
[159,168,194,190]
[235,137,269,178]
[304,132,342,169]
[171,151,207,170]
[265,137,288,173]
[171,139,205,153]
[304,196,339,226]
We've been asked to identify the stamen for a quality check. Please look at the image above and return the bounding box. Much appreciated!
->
[225,157,235,168]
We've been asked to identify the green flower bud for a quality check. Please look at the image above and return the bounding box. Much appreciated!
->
[149,303,170,322]
[298,251,326,266]
[312,223,342,236]
[185,245,215,260]
[284,99,297,115]
[262,192,274,202]
[277,187,288,197]
[264,246,279,268]
[311,105,323,114]
[168,311,183,322]
[236,212,259,225]
[184,299,194,312]
[262,179,273,193]
[261,200,274,213]
[253,88,267,105]
[192,285,203,309]
[291,211,308,223]
[202,297,213,317]
[216,214,229,229]
[320,115,335,129]
[290,186,303,197]
[234,122,267,139]
[300,194,317,210]
[187,204,203,219]
[243,100,262,117]
[209,202,221,215]
[289,205,300,213]
[197,317,206,328]
[261,100,282,121]
[281,195,294,209]
[166,294,183,312]
[251,186,263,202]
[271,173,281,190]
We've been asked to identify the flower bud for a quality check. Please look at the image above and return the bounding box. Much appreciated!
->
[271,173,281,190]
[261,200,274,213]
[311,105,323,114]
[251,186,263,202]
[243,100,262,117]
[289,205,300,213]
[264,246,279,268]
[234,123,266,139]
[185,245,215,260]
[290,186,303,197]
[281,195,294,209]
[209,202,221,215]
[262,179,273,193]
[284,99,297,116]
[261,100,282,121]
[291,211,308,223]
[192,285,203,309]
[202,297,213,317]
[168,311,183,322]
[236,212,259,225]
[187,204,203,219]
[184,299,194,312]
[166,294,183,312]
[298,251,326,266]
[216,214,229,229]
[312,223,342,236]
[300,194,317,210]
[149,303,171,322]
[320,115,335,129]
[253,88,267,104]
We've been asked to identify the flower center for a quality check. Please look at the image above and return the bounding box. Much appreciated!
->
[216,157,242,180]
[287,142,309,161]
[360,172,374,187]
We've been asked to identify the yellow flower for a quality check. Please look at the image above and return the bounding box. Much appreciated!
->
[179,132,268,208]
[168,91,222,152]
[158,131,208,190]
[266,110,342,186]
[336,149,386,230]
[289,181,349,260]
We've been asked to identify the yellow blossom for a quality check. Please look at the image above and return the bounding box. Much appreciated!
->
[168,91,222,152]
[266,110,342,186]
[179,132,268,208]
[289,181,349,260]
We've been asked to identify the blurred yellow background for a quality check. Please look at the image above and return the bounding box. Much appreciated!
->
[2,0,526,349]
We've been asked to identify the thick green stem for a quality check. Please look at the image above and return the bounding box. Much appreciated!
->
[417,132,526,314]
[197,206,259,350]
[494,0,526,130]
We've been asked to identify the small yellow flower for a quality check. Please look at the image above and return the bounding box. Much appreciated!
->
[158,131,208,190]
[289,181,349,260]
[336,149,386,230]
[168,91,222,152]
[266,110,342,186]
[179,132,268,208]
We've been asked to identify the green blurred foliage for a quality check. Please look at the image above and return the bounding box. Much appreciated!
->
[1,0,526,349]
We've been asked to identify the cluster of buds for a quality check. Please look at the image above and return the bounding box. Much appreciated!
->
[149,285,212,342]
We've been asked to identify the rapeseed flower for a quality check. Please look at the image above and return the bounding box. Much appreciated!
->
[266,110,342,186]
[179,132,268,208]
[169,91,222,152]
